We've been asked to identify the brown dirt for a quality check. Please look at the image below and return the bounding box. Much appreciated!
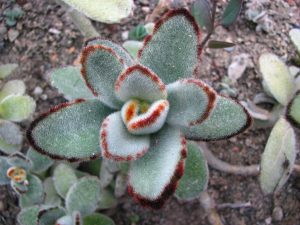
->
[0,0,299,225]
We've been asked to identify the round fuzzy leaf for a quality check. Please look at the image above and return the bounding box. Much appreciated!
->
[259,53,294,105]
[0,120,22,154]
[175,141,208,200]
[17,206,39,225]
[0,63,18,79]
[115,64,167,103]
[287,91,300,129]
[7,153,32,170]
[182,95,251,141]
[0,95,36,122]
[27,99,112,162]
[100,112,150,161]
[191,0,213,32]
[37,206,65,225]
[66,176,101,215]
[53,163,78,199]
[259,118,297,194]
[123,40,143,59]
[51,66,95,101]
[289,28,300,53]
[221,0,243,27]
[139,9,201,84]
[19,174,44,208]
[43,178,62,206]
[85,38,133,66]
[81,45,125,109]
[61,0,134,23]
[0,79,25,101]
[27,148,53,173]
[0,157,10,185]
[166,79,216,127]
[128,125,187,209]
[83,213,115,225]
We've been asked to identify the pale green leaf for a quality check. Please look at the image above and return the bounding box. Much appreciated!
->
[83,213,115,225]
[287,91,300,129]
[98,188,117,209]
[289,28,300,53]
[0,79,25,101]
[43,178,62,206]
[0,120,22,154]
[27,148,53,173]
[0,63,18,79]
[122,40,143,59]
[17,206,39,225]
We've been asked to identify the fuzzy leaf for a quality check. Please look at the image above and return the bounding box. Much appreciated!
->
[85,38,133,66]
[83,213,115,225]
[287,91,300,129]
[11,180,29,194]
[115,64,167,102]
[259,118,297,194]
[139,9,201,84]
[81,45,125,109]
[0,120,22,154]
[65,176,101,215]
[221,0,243,27]
[166,79,216,127]
[37,206,65,225]
[27,148,53,173]
[175,141,208,200]
[99,161,114,188]
[100,112,150,161]
[0,63,18,79]
[53,163,78,199]
[122,40,143,59]
[259,53,294,105]
[128,125,187,209]
[0,95,36,122]
[208,40,235,49]
[191,0,213,32]
[7,153,32,169]
[27,99,112,162]
[56,215,72,225]
[114,173,127,198]
[19,174,44,208]
[61,0,133,23]
[51,66,95,101]
[0,79,25,101]
[17,206,39,225]
[43,178,62,206]
[181,95,251,141]
[0,157,10,185]
[289,28,300,53]
[98,188,117,209]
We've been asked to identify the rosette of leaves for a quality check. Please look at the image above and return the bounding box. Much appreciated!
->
[27,9,251,209]
[0,64,36,155]
[255,53,299,194]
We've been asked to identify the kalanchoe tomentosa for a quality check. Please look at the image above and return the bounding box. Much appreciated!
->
[27,9,251,209]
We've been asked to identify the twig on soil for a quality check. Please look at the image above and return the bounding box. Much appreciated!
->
[199,191,224,225]
[217,201,252,209]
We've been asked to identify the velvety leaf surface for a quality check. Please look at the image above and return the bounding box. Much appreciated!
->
[100,112,150,161]
[114,173,127,197]
[191,0,213,32]
[83,213,115,225]
[0,95,36,122]
[139,9,201,84]
[259,53,293,105]
[65,176,101,215]
[98,188,117,209]
[181,95,251,141]
[53,163,78,199]
[166,79,216,126]
[287,91,300,129]
[122,40,143,59]
[37,206,65,225]
[43,178,62,206]
[259,118,297,194]
[85,38,133,66]
[0,63,18,79]
[289,28,300,53]
[27,148,53,173]
[221,0,243,26]
[175,141,208,200]
[0,156,10,185]
[128,125,187,209]
[81,45,125,109]
[27,99,112,162]
[7,153,32,170]
[0,79,25,101]
[0,120,22,154]
[61,0,133,23]
[51,66,95,100]
[17,206,39,225]
[19,174,44,208]
[115,64,167,103]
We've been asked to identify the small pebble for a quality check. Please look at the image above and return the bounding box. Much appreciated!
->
[33,86,43,95]
[40,94,48,100]
[272,206,284,221]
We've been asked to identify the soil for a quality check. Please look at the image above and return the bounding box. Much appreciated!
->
[0,0,300,225]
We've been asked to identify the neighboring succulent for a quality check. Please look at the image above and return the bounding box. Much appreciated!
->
[27,9,251,209]
[249,52,300,194]
[0,64,36,155]
[3,5,24,27]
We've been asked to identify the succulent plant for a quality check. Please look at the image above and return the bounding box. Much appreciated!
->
[27,9,251,209]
